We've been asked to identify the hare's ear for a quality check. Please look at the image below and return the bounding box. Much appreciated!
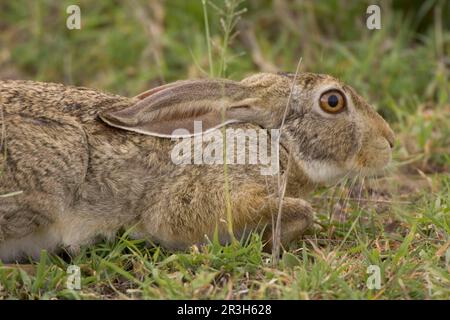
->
[99,79,267,138]
[132,80,191,100]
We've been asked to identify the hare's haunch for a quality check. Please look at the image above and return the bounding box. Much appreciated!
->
[0,73,394,262]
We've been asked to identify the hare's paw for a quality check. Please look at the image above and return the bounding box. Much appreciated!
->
[0,208,58,263]
[261,197,314,251]
[278,198,314,245]
[0,206,53,241]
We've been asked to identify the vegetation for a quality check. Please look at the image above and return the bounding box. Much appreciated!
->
[0,0,449,299]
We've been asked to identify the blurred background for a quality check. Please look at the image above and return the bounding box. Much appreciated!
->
[0,0,449,171]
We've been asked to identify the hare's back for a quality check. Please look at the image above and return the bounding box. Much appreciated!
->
[1,113,89,198]
[0,80,101,200]
[0,80,129,122]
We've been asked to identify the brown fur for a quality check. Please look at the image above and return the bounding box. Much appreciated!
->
[0,73,394,262]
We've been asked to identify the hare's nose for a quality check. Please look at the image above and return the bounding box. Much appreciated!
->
[388,138,394,149]
[375,113,395,149]
[384,128,395,149]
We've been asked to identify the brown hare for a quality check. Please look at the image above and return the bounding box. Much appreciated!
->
[0,72,394,262]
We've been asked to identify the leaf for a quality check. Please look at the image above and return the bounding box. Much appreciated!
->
[282,252,301,269]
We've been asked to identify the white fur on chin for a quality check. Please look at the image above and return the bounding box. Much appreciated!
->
[300,159,354,185]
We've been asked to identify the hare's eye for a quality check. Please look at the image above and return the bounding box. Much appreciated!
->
[319,90,346,113]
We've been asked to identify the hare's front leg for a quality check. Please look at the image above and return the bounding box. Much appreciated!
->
[137,175,314,250]
[232,190,314,250]
[262,197,314,251]
[135,183,313,249]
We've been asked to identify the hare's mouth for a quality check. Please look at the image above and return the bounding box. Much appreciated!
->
[356,147,392,173]
[300,155,392,186]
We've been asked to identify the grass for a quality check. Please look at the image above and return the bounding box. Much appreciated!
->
[0,0,449,299]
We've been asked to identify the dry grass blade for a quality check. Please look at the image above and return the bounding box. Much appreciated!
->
[237,20,277,72]
[0,99,5,161]
[314,196,412,204]
[0,191,23,198]
[272,57,302,265]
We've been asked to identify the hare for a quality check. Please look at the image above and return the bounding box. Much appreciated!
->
[0,73,394,262]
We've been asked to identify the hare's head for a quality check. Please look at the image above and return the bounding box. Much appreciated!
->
[262,72,396,184]
[100,72,394,184]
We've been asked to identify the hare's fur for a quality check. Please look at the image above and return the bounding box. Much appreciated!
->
[0,73,394,262]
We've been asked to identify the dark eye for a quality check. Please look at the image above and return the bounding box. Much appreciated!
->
[319,90,346,113]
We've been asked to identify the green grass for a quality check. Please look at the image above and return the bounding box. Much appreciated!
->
[0,0,449,299]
